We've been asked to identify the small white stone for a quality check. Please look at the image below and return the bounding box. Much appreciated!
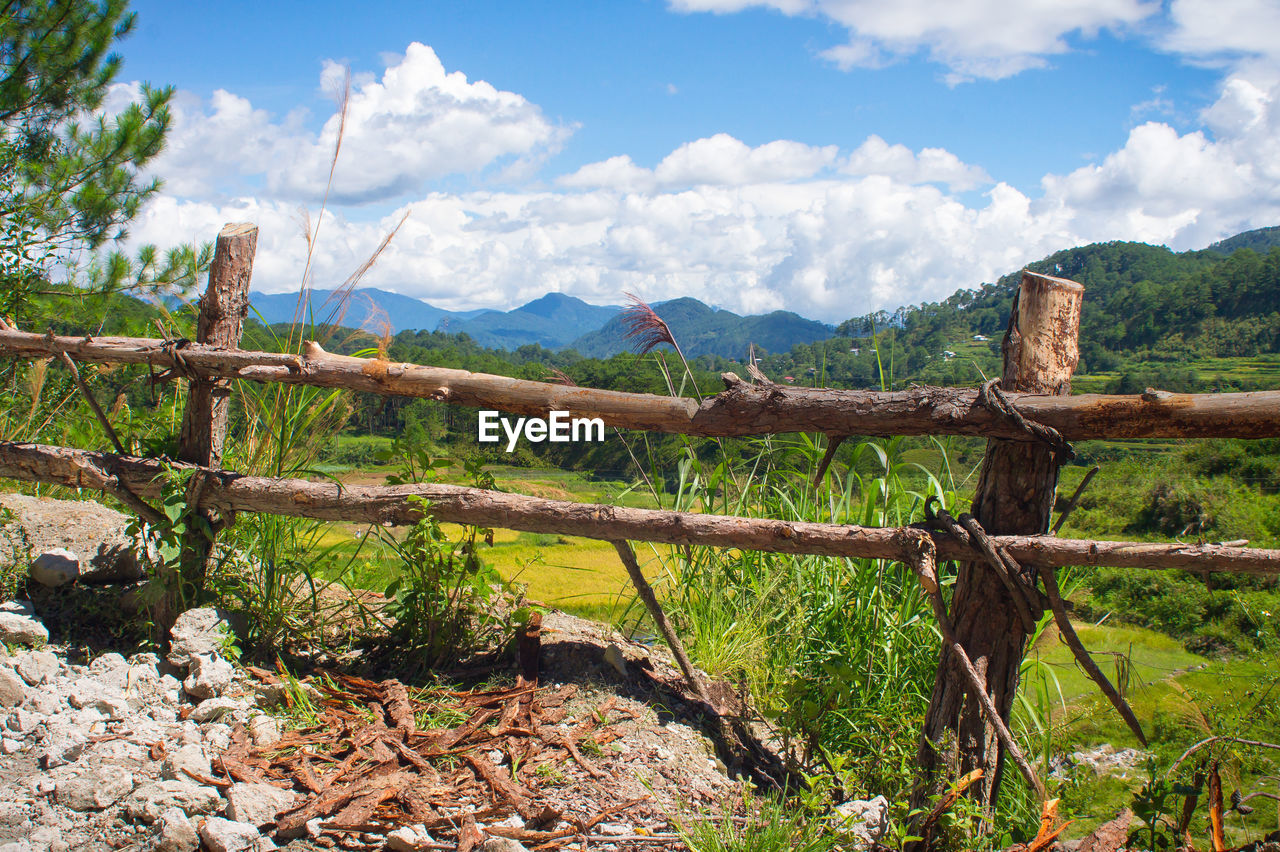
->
[183,653,234,700]
[199,817,265,852]
[190,697,243,724]
[16,650,58,686]
[247,714,280,746]
[29,548,79,588]
[224,781,298,827]
[597,823,631,836]
[0,668,25,708]
[0,599,48,646]
[161,743,211,781]
[154,806,199,852]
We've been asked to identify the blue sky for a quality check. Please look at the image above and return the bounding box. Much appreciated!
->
[110,0,1280,321]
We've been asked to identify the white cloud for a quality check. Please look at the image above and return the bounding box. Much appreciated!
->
[1040,77,1280,249]
[841,135,991,190]
[669,0,1159,82]
[1162,0,1280,75]
[123,43,570,206]
[272,45,571,203]
[114,31,1280,327]
[122,71,1280,324]
[559,134,840,191]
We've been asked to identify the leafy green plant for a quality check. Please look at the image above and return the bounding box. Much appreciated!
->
[0,505,31,600]
[378,496,510,670]
[1127,758,1202,850]
[674,794,839,852]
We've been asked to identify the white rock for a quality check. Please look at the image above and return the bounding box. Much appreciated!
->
[831,795,889,850]
[198,817,266,852]
[38,734,86,769]
[29,548,79,588]
[125,780,223,823]
[0,668,25,708]
[0,600,47,646]
[482,839,532,852]
[87,652,130,690]
[304,818,324,839]
[183,653,234,700]
[54,769,134,811]
[168,608,237,668]
[161,743,211,781]
[386,825,437,852]
[27,688,61,715]
[15,650,58,686]
[247,714,280,746]
[202,722,233,752]
[224,782,298,827]
[597,822,630,836]
[1,738,23,754]
[190,697,244,724]
[154,806,199,852]
[6,707,37,733]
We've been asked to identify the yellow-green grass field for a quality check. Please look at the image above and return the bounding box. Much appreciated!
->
[304,459,676,622]
[1022,620,1280,845]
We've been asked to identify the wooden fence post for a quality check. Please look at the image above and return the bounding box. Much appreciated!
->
[160,223,257,637]
[913,271,1084,821]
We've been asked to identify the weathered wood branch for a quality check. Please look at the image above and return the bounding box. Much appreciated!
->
[917,270,1085,818]
[1,327,1279,440]
[1,440,1277,576]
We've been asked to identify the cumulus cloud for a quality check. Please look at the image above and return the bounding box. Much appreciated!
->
[272,45,571,203]
[560,134,840,191]
[669,0,1158,81]
[122,43,569,206]
[1162,0,1280,76]
[841,136,991,191]
[120,68,1280,324]
[1040,77,1280,249]
[112,19,1280,327]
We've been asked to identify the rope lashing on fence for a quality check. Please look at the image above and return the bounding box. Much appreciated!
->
[978,378,1076,463]
[923,497,1148,746]
[148,337,200,384]
[897,529,1046,799]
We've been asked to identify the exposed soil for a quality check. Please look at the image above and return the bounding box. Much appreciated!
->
[0,495,759,852]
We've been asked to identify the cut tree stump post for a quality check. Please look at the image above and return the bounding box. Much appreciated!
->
[159,223,257,639]
[912,270,1084,828]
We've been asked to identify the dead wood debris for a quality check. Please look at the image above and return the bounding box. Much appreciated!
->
[213,670,655,850]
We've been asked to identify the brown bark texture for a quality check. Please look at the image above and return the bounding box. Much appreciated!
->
[916,271,1085,817]
[0,329,1279,441]
[0,440,1276,577]
[168,223,257,634]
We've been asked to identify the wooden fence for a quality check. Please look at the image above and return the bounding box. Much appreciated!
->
[3,223,1279,830]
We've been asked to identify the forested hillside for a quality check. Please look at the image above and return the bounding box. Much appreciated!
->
[760,233,1280,393]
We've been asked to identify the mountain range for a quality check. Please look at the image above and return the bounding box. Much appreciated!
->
[249,289,833,359]
[249,225,1280,362]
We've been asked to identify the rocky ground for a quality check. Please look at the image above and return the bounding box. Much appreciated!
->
[0,495,891,852]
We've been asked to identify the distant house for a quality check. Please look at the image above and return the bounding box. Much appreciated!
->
[849,347,861,355]
[973,334,989,341]
[784,376,795,383]
[943,350,956,359]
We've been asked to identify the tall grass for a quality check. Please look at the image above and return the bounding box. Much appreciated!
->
[654,432,951,801]
[618,301,1065,845]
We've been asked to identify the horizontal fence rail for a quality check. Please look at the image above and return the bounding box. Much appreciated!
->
[2,440,1277,577]
[2,324,1280,440]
